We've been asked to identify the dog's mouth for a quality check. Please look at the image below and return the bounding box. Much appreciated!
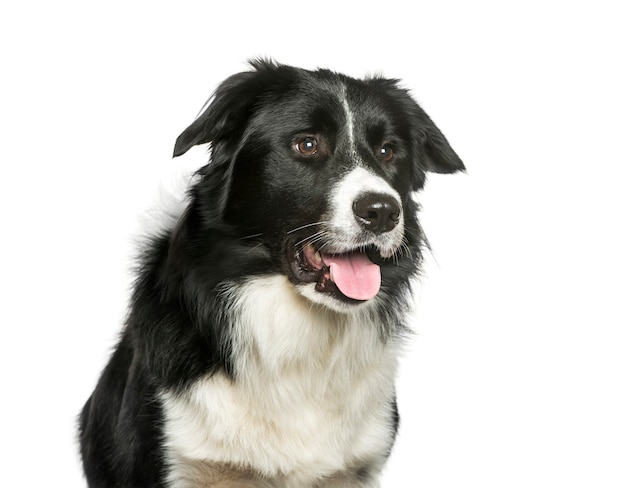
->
[287,238,384,303]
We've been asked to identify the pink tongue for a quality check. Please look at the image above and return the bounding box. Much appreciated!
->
[322,252,381,300]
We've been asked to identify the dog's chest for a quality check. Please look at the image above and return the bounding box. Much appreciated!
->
[161,370,394,484]
[161,276,399,485]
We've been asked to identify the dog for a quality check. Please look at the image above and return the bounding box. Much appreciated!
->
[79,59,464,487]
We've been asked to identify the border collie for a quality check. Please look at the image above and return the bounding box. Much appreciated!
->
[79,60,464,487]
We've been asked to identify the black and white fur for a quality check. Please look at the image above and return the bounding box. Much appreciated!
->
[79,60,464,487]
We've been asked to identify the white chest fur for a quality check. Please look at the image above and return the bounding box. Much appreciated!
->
[161,275,401,487]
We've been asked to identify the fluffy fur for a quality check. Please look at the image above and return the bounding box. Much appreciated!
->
[79,60,464,487]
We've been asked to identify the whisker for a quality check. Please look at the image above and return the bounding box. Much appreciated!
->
[316,240,333,254]
[294,230,329,248]
[286,221,327,235]
[246,242,267,254]
[239,233,263,240]
[399,245,409,265]
[401,238,413,260]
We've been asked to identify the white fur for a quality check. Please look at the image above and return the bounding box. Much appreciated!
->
[161,275,399,487]
[133,145,208,245]
[341,87,357,150]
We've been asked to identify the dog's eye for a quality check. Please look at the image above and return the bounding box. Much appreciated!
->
[294,137,318,156]
[379,145,395,162]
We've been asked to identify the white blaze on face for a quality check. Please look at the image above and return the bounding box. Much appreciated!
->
[331,86,405,255]
[341,88,357,149]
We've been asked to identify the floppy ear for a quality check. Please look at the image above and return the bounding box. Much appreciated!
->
[172,70,261,158]
[414,106,465,175]
[367,77,464,178]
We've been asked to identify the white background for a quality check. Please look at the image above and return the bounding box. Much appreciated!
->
[1,1,625,486]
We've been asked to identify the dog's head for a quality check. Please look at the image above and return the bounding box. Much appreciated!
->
[173,60,463,312]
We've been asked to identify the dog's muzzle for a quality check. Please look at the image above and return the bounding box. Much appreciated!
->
[287,192,404,303]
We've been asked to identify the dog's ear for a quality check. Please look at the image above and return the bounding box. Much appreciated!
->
[173,69,262,158]
[412,104,465,175]
[369,78,464,179]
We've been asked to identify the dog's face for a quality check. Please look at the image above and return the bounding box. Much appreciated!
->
[173,61,463,312]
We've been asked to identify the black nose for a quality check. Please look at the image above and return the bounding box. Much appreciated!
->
[353,193,401,234]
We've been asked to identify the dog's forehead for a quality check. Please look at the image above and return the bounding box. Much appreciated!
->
[256,78,397,137]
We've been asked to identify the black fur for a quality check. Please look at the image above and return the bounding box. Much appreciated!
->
[79,60,464,487]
